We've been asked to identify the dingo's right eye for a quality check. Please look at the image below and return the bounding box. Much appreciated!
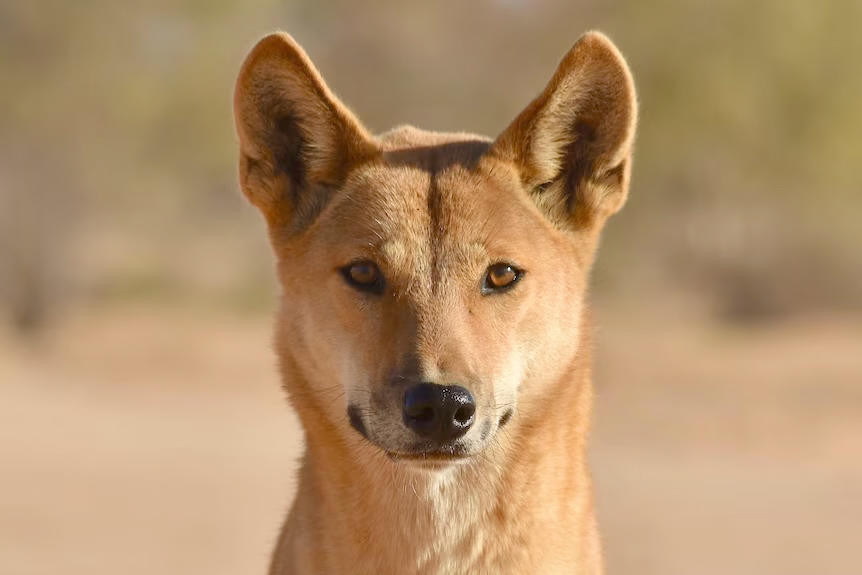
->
[340,261,385,295]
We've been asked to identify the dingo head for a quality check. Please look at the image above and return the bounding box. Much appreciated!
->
[234,32,636,467]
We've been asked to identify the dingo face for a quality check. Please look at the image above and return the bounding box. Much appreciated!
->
[234,32,636,467]
[271,144,586,462]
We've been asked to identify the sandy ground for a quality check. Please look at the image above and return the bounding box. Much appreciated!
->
[1,304,860,574]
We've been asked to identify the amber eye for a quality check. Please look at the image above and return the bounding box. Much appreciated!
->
[483,263,523,294]
[341,261,385,294]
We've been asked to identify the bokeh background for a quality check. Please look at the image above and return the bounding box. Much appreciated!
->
[2,1,860,573]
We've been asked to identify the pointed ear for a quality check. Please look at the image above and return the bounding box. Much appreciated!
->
[491,32,637,228]
[233,32,378,233]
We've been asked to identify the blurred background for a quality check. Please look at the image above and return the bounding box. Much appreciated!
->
[1,1,860,573]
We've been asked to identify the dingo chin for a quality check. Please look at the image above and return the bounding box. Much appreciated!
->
[234,30,637,575]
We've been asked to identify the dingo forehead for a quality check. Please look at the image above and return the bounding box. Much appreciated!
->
[308,141,556,296]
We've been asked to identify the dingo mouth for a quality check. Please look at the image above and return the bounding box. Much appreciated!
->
[384,441,473,463]
[387,451,474,470]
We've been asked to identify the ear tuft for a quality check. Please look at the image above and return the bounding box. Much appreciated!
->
[234,32,377,231]
[492,31,637,227]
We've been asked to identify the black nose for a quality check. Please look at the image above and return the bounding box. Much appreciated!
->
[403,383,476,442]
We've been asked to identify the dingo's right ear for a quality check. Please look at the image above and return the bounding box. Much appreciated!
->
[234,33,377,233]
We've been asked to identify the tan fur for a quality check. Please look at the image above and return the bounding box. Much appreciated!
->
[234,30,637,574]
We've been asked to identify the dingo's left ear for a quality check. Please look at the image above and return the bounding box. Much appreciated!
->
[234,33,377,233]
[492,32,637,228]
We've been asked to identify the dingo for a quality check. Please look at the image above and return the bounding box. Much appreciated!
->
[234,30,636,574]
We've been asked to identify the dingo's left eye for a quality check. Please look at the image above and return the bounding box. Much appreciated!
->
[341,261,385,295]
[483,263,523,294]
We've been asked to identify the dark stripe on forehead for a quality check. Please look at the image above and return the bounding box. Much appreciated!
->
[427,169,443,293]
